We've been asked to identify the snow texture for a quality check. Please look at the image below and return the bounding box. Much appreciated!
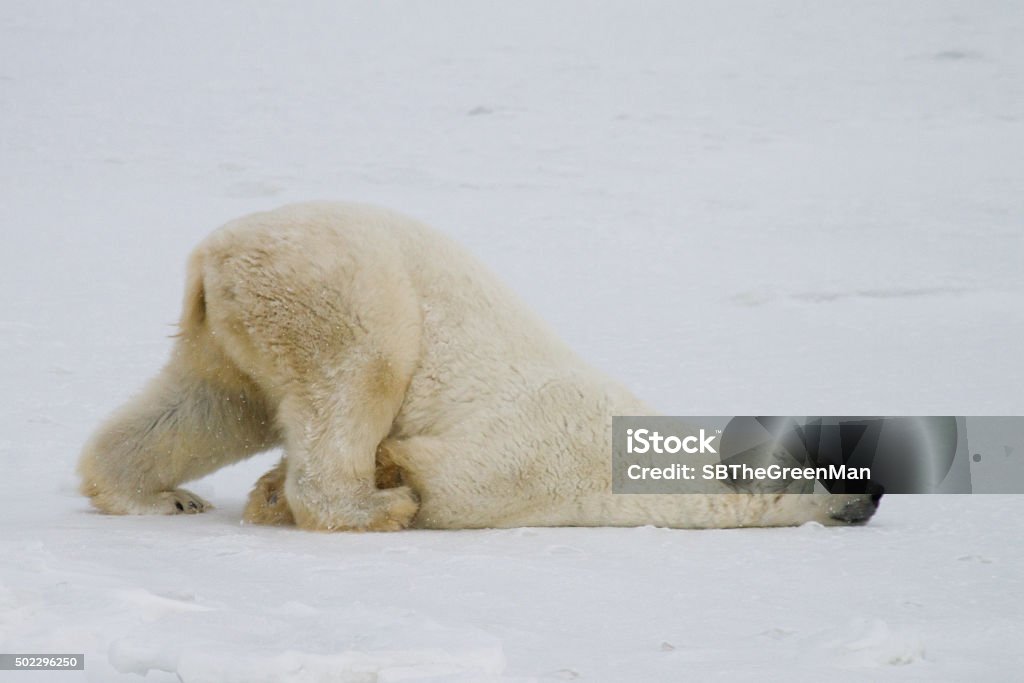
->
[1,1,1022,681]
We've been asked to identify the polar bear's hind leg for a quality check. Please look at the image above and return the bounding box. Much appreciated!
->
[243,445,406,527]
[78,253,280,515]
[244,457,294,526]
[199,219,423,531]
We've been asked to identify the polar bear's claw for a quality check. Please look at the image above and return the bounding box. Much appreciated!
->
[159,489,211,514]
[81,484,212,516]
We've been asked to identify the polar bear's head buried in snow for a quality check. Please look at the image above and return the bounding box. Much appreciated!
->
[78,202,880,531]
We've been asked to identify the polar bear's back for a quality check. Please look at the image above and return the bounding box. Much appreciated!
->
[200,201,558,347]
[190,202,580,408]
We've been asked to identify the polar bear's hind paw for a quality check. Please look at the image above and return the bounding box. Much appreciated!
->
[159,489,211,514]
[84,487,212,515]
[365,485,419,531]
[243,459,295,526]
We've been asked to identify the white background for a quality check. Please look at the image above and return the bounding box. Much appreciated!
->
[1,1,1022,680]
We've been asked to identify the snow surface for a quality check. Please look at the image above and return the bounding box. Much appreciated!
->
[2,1,1023,681]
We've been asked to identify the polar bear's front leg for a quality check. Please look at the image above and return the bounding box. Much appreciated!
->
[719,491,882,527]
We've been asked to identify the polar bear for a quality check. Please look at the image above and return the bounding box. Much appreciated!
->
[78,202,880,531]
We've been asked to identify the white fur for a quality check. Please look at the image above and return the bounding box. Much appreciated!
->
[79,202,878,530]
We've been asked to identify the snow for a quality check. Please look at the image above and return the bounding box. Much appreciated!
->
[1,1,1022,680]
